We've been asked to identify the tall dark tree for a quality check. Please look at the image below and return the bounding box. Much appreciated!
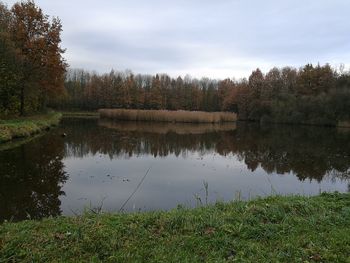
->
[0,2,22,115]
[10,0,66,115]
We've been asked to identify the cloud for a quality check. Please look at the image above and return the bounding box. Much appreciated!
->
[5,0,350,78]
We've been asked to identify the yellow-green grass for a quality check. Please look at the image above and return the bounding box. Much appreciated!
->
[0,193,349,262]
[99,109,237,123]
[0,113,62,143]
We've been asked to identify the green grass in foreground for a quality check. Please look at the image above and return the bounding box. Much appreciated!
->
[0,113,62,143]
[1,193,349,262]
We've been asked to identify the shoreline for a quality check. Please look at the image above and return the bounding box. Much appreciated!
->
[0,113,62,144]
[99,109,237,123]
[63,109,349,128]
[1,111,347,146]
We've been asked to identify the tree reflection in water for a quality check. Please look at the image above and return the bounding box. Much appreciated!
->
[0,134,67,222]
[0,117,349,221]
[64,118,350,182]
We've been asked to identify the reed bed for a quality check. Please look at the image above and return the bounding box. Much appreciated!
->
[98,119,236,134]
[98,109,237,123]
[338,120,350,128]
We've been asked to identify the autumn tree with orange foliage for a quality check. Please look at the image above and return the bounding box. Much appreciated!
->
[0,1,66,116]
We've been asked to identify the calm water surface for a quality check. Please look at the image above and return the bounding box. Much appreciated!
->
[1,118,349,221]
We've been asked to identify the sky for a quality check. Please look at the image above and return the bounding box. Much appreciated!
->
[5,0,350,79]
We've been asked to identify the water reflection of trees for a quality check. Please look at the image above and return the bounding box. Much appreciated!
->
[63,118,226,158]
[216,124,350,182]
[0,134,67,222]
[1,119,348,222]
[62,118,350,182]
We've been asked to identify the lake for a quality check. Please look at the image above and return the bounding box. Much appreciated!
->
[1,117,349,221]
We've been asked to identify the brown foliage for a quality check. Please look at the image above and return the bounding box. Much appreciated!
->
[0,1,66,115]
[99,109,237,123]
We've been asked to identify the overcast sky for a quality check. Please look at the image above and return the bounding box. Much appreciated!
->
[5,0,350,78]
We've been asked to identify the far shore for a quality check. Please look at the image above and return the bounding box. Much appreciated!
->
[1,109,348,145]
[99,109,237,123]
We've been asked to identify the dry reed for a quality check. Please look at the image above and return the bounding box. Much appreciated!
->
[98,109,237,123]
[98,119,236,134]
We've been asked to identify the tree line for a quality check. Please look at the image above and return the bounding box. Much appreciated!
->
[0,1,66,116]
[52,64,350,126]
[1,1,349,126]
[52,69,222,112]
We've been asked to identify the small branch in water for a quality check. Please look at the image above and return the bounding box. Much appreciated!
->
[193,193,203,207]
[265,175,277,195]
[203,180,209,205]
[118,165,152,212]
[69,207,80,217]
[88,196,107,214]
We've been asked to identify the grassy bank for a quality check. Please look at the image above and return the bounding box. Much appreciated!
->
[1,193,349,262]
[0,113,62,143]
[99,109,237,123]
